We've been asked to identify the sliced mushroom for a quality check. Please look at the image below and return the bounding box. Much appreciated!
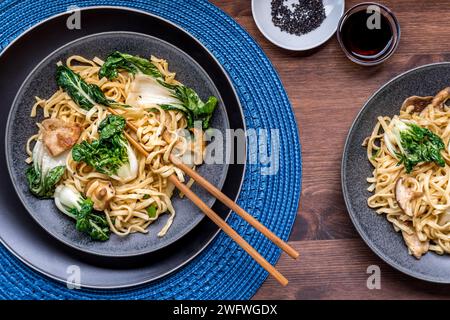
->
[401,96,433,113]
[401,230,429,259]
[85,179,115,211]
[41,119,81,157]
[431,87,450,109]
[395,177,423,217]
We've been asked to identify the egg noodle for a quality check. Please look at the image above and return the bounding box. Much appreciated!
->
[27,55,204,238]
[365,88,450,258]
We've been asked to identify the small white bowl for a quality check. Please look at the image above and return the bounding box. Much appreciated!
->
[252,0,345,51]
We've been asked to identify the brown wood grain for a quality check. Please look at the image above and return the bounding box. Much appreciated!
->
[211,0,450,299]
[254,239,450,300]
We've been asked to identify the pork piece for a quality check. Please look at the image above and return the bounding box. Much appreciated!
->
[395,177,423,217]
[41,119,81,157]
[401,230,429,259]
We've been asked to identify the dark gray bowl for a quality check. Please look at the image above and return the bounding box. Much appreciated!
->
[342,62,450,283]
[0,7,245,288]
[6,32,229,257]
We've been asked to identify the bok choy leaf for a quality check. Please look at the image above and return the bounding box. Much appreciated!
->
[99,51,218,129]
[160,85,218,129]
[98,51,162,80]
[54,185,110,241]
[385,118,445,173]
[25,140,66,198]
[71,115,138,181]
[56,65,128,110]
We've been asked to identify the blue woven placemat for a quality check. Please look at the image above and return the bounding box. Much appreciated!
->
[0,0,301,300]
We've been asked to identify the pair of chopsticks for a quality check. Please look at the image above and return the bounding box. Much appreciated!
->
[107,108,298,286]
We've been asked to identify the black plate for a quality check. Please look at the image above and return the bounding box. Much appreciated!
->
[0,7,245,288]
[342,63,450,283]
[6,31,230,257]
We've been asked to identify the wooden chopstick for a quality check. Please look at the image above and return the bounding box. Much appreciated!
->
[169,156,299,259]
[124,129,289,286]
[109,108,289,285]
[108,108,299,259]
[168,175,288,286]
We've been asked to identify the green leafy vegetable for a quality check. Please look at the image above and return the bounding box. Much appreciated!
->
[398,124,445,173]
[72,115,128,176]
[146,204,158,218]
[98,113,126,139]
[55,185,109,241]
[25,140,66,198]
[387,118,445,173]
[56,65,127,110]
[73,198,109,241]
[370,149,381,161]
[99,52,217,129]
[161,85,218,129]
[99,51,162,80]
[26,165,65,198]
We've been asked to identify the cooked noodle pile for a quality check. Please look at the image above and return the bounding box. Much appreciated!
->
[365,88,450,258]
[27,55,206,238]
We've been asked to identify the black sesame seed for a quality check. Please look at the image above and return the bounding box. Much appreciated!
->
[271,0,326,36]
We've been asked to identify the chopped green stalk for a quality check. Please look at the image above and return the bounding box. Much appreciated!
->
[370,149,381,161]
[146,204,158,219]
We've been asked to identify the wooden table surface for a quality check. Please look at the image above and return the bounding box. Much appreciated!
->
[211,0,450,299]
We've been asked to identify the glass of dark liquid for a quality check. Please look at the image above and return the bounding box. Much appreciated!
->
[337,3,400,66]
